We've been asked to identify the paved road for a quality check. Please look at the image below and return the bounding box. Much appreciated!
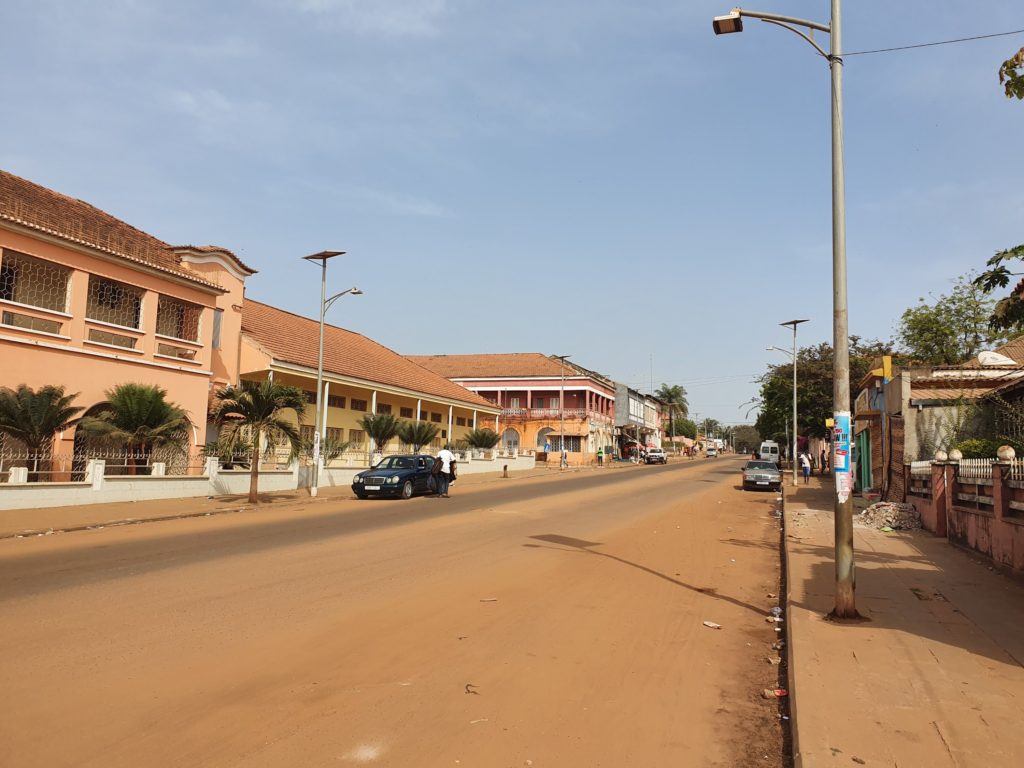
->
[0,457,788,767]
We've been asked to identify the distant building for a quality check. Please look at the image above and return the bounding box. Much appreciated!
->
[407,353,617,464]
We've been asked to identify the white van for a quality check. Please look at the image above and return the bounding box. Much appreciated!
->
[759,441,781,463]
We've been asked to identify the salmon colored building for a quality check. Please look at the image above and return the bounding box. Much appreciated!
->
[407,353,617,465]
[239,301,500,461]
[0,169,254,456]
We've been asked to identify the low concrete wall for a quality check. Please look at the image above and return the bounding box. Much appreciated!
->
[0,452,538,511]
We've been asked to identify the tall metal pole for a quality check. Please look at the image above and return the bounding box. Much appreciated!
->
[830,0,857,618]
[311,259,327,498]
[791,323,798,486]
[559,356,567,469]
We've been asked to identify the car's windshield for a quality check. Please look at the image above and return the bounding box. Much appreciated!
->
[375,456,413,470]
[745,461,777,471]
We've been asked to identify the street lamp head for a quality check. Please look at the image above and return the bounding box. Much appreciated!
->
[303,250,346,263]
[779,318,809,328]
[349,287,364,295]
[712,9,743,35]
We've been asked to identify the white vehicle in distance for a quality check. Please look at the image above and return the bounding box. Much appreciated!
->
[706,447,718,458]
[759,440,780,463]
[645,447,667,464]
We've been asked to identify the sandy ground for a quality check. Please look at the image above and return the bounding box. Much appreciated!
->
[0,457,787,767]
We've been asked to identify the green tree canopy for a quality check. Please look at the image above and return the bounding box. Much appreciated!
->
[897,273,1013,364]
[655,384,688,419]
[755,337,893,443]
[973,245,1024,332]
[670,417,696,439]
[210,379,307,503]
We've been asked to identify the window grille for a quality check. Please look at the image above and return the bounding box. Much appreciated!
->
[304,390,318,405]
[327,395,346,408]
[300,425,315,442]
[156,295,201,342]
[349,428,366,446]
[431,412,442,423]
[400,407,413,418]
[419,410,427,420]
[456,416,466,426]
[0,250,71,313]
[89,328,137,349]
[2,310,61,335]
[156,342,197,360]
[86,276,142,328]
[326,427,343,442]
[376,403,392,415]
[351,398,368,412]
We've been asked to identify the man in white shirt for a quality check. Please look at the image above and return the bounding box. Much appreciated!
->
[436,445,457,497]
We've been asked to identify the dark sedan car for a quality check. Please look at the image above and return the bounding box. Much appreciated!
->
[741,460,782,491]
[352,454,437,499]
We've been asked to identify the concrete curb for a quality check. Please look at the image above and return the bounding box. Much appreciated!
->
[782,489,804,768]
[0,505,254,540]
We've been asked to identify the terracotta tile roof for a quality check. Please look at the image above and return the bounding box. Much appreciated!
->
[0,168,221,289]
[407,353,584,378]
[962,336,1024,368]
[910,385,1002,401]
[241,300,498,410]
[172,244,257,275]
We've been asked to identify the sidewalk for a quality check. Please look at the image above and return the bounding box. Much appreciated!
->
[785,476,1024,767]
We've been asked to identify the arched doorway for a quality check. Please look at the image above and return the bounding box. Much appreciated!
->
[501,427,520,454]
[536,427,554,452]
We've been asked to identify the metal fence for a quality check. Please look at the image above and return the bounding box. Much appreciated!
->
[0,449,207,482]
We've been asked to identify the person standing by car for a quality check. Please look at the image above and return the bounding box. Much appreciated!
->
[435,444,457,497]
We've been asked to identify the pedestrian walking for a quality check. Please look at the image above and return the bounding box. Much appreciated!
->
[799,452,811,484]
[596,447,604,466]
[820,447,828,475]
[434,444,457,497]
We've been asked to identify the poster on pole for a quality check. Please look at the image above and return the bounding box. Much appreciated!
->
[833,411,852,503]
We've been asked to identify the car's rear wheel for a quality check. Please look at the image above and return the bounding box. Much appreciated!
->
[401,480,414,499]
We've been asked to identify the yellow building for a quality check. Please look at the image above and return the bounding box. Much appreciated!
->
[239,300,500,463]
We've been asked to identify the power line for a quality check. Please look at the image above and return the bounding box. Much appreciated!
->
[845,28,1024,57]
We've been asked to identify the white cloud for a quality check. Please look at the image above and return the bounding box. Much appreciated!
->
[301,180,452,218]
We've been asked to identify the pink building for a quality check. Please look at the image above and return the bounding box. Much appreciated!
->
[0,169,254,457]
[407,353,617,465]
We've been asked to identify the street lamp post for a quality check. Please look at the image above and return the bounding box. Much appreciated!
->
[714,2,857,618]
[777,318,808,487]
[553,355,571,469]
[302,250,362,498]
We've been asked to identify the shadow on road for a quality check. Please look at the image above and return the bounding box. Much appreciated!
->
[525,533,766,616]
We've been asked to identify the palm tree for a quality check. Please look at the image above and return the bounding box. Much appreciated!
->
[655,384,688,453]
[0,384,83,481]
[397,420,440,453]
[77,383,191,473]
[210,379,307,503]
[464,428,501,450]
[360,413,401,459]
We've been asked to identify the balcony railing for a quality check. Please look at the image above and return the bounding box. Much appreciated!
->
[500,407,611,422]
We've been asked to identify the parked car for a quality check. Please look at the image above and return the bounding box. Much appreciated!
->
[741,460,782,491]
[352,454,436,499]
[645,447,667,464]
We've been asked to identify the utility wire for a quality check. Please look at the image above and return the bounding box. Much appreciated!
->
[845,28,1024,57]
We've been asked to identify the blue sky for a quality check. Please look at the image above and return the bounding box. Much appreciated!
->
[3,1,1022,425]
